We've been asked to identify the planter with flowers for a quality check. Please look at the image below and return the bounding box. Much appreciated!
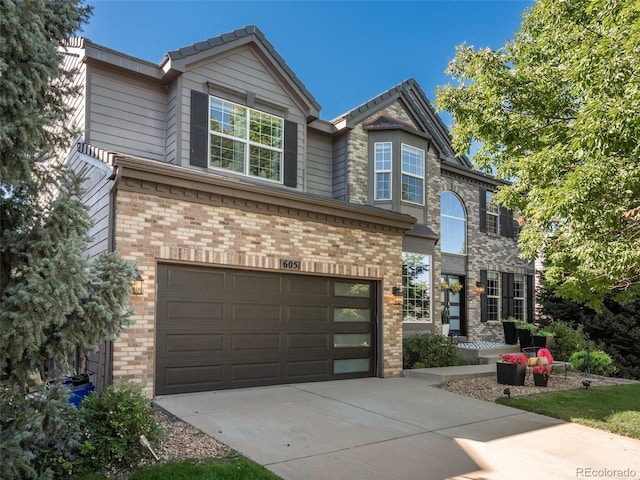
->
[496,353,527,385]
[533,329,555,349]
[531,348,554,387]
[516,322,535,351]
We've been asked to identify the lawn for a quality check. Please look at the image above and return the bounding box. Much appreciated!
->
[81,457,281,480]
[496,383,640,439]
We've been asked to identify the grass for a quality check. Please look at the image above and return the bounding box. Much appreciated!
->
[496,383,640,439]
[79,457,281,480]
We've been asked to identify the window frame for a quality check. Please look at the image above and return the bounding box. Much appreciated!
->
[402,252,432,323]
[400,143,425,205]
[486,270,501,322]
[440,191,467,255]
[513,274,527,321]
[374,142,392,200]
[485,191,500,234]
[208,95,284,183]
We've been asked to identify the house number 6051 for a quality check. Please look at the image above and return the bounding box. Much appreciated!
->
[279,259,301,270]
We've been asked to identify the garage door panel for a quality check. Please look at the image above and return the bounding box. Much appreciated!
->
[231,333,281,350]
[156,264,376,395]
[165,268,226,294]
[232,304,282,323]
[285,276,331,296]
[286,333,330,349]
[165,333,224,353]
[233,273,282,294]
[287,305,330,323]
[164,364,224,391]
[231,362,280,382]
[163,301,224,326]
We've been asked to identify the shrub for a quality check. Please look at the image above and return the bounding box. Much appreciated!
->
[0,382,86,480]
[544,322,595,361]
[80,383,162,470]
[569,350,616,376]
[403,334,465,368]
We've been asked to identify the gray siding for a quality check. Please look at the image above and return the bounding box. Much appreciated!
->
[178,46,306,189]
[306,129,333,197]
[165,79,179,164]
[332,133,348,200]
[86,65,167,161]
[63,49,87,134]
[67,145,113,259]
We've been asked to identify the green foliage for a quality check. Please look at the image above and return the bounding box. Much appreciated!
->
[535,330,554,337]
[128,457,281,480]
[497,384,640,439]
[0,383,86,479]
[570,350,616,376]
[501,317,519,323]
[539,282,640,379]
[80,383,162,471]
[403,334,466,368]
[516,322,535,331]
[543,321,594,362]
[435,0,640,308]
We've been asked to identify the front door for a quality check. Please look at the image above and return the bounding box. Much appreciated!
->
[441,275,466,336]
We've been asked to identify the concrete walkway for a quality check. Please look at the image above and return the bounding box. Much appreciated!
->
[155,377,640,479]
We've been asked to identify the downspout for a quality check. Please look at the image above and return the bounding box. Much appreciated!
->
[107,164,121,253]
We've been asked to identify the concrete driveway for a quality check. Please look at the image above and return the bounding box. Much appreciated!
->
[155,377,640,480]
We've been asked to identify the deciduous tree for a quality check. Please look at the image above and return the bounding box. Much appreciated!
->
[436,0,640,307]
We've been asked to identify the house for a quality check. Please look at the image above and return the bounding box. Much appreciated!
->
[60,26,534,397]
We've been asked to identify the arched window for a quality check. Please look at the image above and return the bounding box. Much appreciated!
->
[440,191,466,255]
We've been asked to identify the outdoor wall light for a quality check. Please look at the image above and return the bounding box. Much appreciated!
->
[473,282,486,294]
[392,286,403,305]
[131,273,144,296]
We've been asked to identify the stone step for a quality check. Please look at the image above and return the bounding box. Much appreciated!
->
[404,364,496,383]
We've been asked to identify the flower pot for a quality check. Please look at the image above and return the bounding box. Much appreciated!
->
[502,322,518,345]
[517,329,533,351]
[533,335,553,349]
[533,372,549,387]
[496,362,526,386]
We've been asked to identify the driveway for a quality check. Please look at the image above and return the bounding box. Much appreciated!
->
[155,377,640,480]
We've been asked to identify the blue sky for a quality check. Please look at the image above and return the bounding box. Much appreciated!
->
[81,0,532,122]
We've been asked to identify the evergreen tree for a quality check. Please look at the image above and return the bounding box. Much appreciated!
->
[0,0,136,385]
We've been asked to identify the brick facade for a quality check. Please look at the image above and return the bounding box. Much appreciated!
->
[113,185,407,396]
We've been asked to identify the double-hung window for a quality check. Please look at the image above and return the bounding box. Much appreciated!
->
[401,144,425,205]
[402,253,431,323]
[486,271,500,322]
[485,191,499,234]
[374,142,392,200]
[513,274,527,320]
[209,96,284,182]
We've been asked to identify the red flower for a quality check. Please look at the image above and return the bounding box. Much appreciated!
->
[532,364,552,375]
[499,353,527,365]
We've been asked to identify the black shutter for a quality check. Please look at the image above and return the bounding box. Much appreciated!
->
[500,207,514,238]
[283,120,298,187]
[526,274,535,322]
[501,272,514,319]
[479,188,487,232]
[480,270,488,322]
[190,90,209,168]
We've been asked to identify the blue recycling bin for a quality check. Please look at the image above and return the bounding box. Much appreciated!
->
[69,383,95,407]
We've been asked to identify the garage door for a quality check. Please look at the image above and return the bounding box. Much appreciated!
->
[155,264,377,395]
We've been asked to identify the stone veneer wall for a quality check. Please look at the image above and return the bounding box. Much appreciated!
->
[113,188,405,396]
[428,171,534,342]
[347,102,418,204]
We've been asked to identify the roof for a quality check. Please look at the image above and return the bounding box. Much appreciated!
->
[333,78,473,168]
[163,26,321,119]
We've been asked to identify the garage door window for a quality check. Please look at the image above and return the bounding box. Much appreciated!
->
[334,308,370,322]
[334,282,370,297]
[334,333,371,348]
[334,358,370,374]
